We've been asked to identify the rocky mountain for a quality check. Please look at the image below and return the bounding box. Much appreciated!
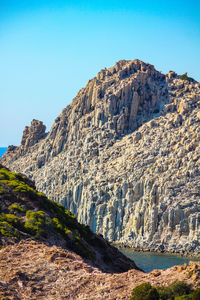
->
[0,164,139,273]
[1,59,200,255]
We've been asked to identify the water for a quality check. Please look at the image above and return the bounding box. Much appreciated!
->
[0,147,7,158]
[119,248,200,273]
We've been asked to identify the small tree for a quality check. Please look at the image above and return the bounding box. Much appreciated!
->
[170,281,192,297]
[130,282,159,300]
[192,288,200,300]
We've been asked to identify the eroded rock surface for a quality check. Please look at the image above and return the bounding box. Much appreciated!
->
[21,119,46,153]
[1,59,200,255]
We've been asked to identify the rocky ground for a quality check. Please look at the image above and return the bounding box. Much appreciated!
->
[1,59,200,255]
[1,240,200,300]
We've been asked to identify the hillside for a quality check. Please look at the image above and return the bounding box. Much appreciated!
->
[0,164,139,273]
[1,240,200,299]
[1,59,200,255]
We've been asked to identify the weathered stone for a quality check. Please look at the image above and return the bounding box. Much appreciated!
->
[1,59,200,255]
[21,119,46,148]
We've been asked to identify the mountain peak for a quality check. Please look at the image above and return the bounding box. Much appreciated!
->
[1,60,200,256]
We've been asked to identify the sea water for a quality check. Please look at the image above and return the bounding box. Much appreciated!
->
[119,248,200,273]
[0,147,7,158]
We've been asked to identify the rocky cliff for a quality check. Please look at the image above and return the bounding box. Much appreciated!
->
[1,59,200,255]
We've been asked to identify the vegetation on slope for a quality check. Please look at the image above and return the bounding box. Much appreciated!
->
[179,73,195,83]
[130,281,200,300]
[0,164,139,273]
[0,164,95,258]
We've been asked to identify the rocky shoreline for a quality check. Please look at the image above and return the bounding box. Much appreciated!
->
[113,243,200,259]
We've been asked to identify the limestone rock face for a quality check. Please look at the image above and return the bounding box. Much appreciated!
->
[21,119,46,150]
[1,59,200,255]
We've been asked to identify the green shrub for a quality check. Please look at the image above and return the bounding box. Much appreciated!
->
[0,167,25,182]
[24,211,47,236]
[179,74,194,82]
[0,221,15,237]
[0,213,24,230]
[52,217,64,232]
[0,213,20,224]
[52,217,74,236]
[0,167,36,194]
[0,221,20,238]
[37,192,46,198]
[156,286,174,300]
[175,295,192,300]
[130,283,159,300]
[0,212,25,238]
[130,281,194,300]
[1,178,35,193]
[9,203,25,213]
[170,281,192,297]
[192,288,200,300]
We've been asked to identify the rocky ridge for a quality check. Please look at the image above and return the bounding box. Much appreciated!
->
[1,59,200,255]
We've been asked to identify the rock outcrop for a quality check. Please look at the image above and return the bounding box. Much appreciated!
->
[1,59,200,255]
[21,119,46,150]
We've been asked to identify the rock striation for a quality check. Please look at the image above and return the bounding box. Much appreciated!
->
[1,59,200,255]
[20,119,46,151]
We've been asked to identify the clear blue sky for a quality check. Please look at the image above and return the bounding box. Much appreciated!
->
[0,0,200,146]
